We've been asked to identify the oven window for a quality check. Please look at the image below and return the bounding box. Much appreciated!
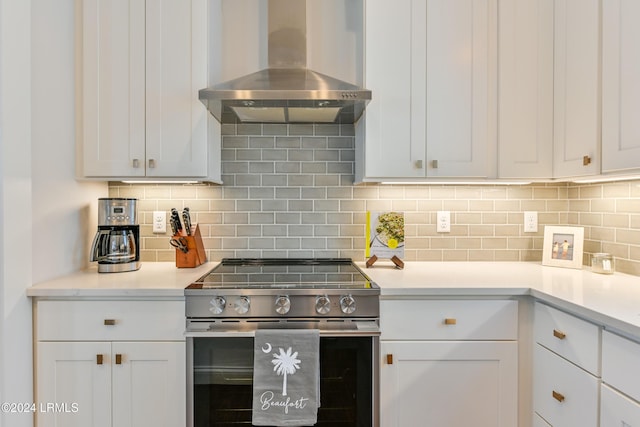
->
[192,337,373,427]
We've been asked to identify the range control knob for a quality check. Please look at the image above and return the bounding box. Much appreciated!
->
[275,295,291,315]
[340,295,356,314]
[315,295,331,315]
[234,296,250,315]
[209,296,226,315]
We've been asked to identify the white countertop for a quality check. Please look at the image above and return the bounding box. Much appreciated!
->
[359,260,640,338]
[27,262,217,298]
[28,260,640,338]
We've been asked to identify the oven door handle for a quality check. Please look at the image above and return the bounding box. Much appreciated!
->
[184,329,381,338]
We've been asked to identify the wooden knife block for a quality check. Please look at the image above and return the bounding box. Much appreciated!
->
[175,224,207,268]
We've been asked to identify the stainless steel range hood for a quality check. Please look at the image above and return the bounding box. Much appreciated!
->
[199,0,371,124]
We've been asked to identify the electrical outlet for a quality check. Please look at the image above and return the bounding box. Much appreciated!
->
[437,211,451,233]
[524,211,538,233]
[153,211,166,233]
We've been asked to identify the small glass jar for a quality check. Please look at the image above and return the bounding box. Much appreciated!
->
[591,253,614,274]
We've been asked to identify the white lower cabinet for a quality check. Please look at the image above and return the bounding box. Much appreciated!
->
[37,342,111,427]
[380,341,517,426]
[533,344,599,427]
[601,330,640,426]
[34,300,186,427]
[37,341,185,427]
[532,302,601,427]
[380,299,518,426]
[601,384,640,426]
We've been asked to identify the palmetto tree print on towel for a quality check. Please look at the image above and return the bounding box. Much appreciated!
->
[271,347,301,396]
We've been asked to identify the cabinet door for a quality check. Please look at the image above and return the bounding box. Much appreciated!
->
[601,384,640,427]
[380,341,517,427]
[112,342,186,427]
[37,341,112,427]
[82,0,146,177]
[498,0,553,178]
[361,0,497,181]
[552,0,600,178]
[425,0,497,178]
[145,0,208,178]
[361,0,422,179]
[602,0,640,173]
[82,0,208,179]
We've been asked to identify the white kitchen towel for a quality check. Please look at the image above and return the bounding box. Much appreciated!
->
[252,329,320,426]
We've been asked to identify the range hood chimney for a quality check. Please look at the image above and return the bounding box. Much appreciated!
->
[199,0,371,124]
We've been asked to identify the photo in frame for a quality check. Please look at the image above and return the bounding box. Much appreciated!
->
[542,226,584,269]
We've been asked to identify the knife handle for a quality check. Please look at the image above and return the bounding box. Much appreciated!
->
[183,208,192,235]
[171,208,182,235]
[183,214,191,235]
[169,217,178,235]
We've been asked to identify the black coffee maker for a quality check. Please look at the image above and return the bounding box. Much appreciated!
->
[90,198,141,273]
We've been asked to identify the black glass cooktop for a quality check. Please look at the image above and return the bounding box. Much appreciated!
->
[187,258,376,290]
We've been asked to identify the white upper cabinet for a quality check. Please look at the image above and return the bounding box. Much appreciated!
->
[552,0,600,178]
[425,0,497,179]
[602,0,640,174]
[357,0,497,182]
[81,0,212,180]
[498,0,554,179]
[358,0,416,180]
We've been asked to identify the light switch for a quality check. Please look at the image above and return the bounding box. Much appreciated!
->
[153,211,166,233]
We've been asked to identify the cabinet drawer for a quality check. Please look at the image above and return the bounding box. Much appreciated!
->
[603,330,640,402]
[533,344,599,427]
[601,384,640,427]
[381,299,518,340]
[36,300,184,341]
[534,303,600,375]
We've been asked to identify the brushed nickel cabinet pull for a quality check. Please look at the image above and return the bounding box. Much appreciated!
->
[96,354,103,365]
[104,319,116,326]
[148,158,156,168]
[415,160,423,169]
[132,158,140,168]
[553,329,566,340]
[386,354,393,365]
[444,318,457,325]
[552,390,565,402]
[432,159,439,169]
[115,354,122,365]
[583,155,592,166]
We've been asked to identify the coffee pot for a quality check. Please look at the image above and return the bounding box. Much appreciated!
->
[90,198,141,273]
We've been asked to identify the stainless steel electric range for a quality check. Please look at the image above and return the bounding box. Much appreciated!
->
[184,258,380,427]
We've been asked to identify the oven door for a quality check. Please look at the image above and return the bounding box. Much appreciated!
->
[187,333,379,427]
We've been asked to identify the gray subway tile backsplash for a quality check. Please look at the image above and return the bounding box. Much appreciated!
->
[109,123,640,276]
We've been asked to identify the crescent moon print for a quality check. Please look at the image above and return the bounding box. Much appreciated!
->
[262,343,272,353]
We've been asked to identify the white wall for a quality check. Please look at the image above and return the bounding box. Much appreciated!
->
[1,0,35,425]
[31,0,106,284]
[1,0,106,423]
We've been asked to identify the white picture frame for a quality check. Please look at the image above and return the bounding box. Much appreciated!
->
[542,226,585,269]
